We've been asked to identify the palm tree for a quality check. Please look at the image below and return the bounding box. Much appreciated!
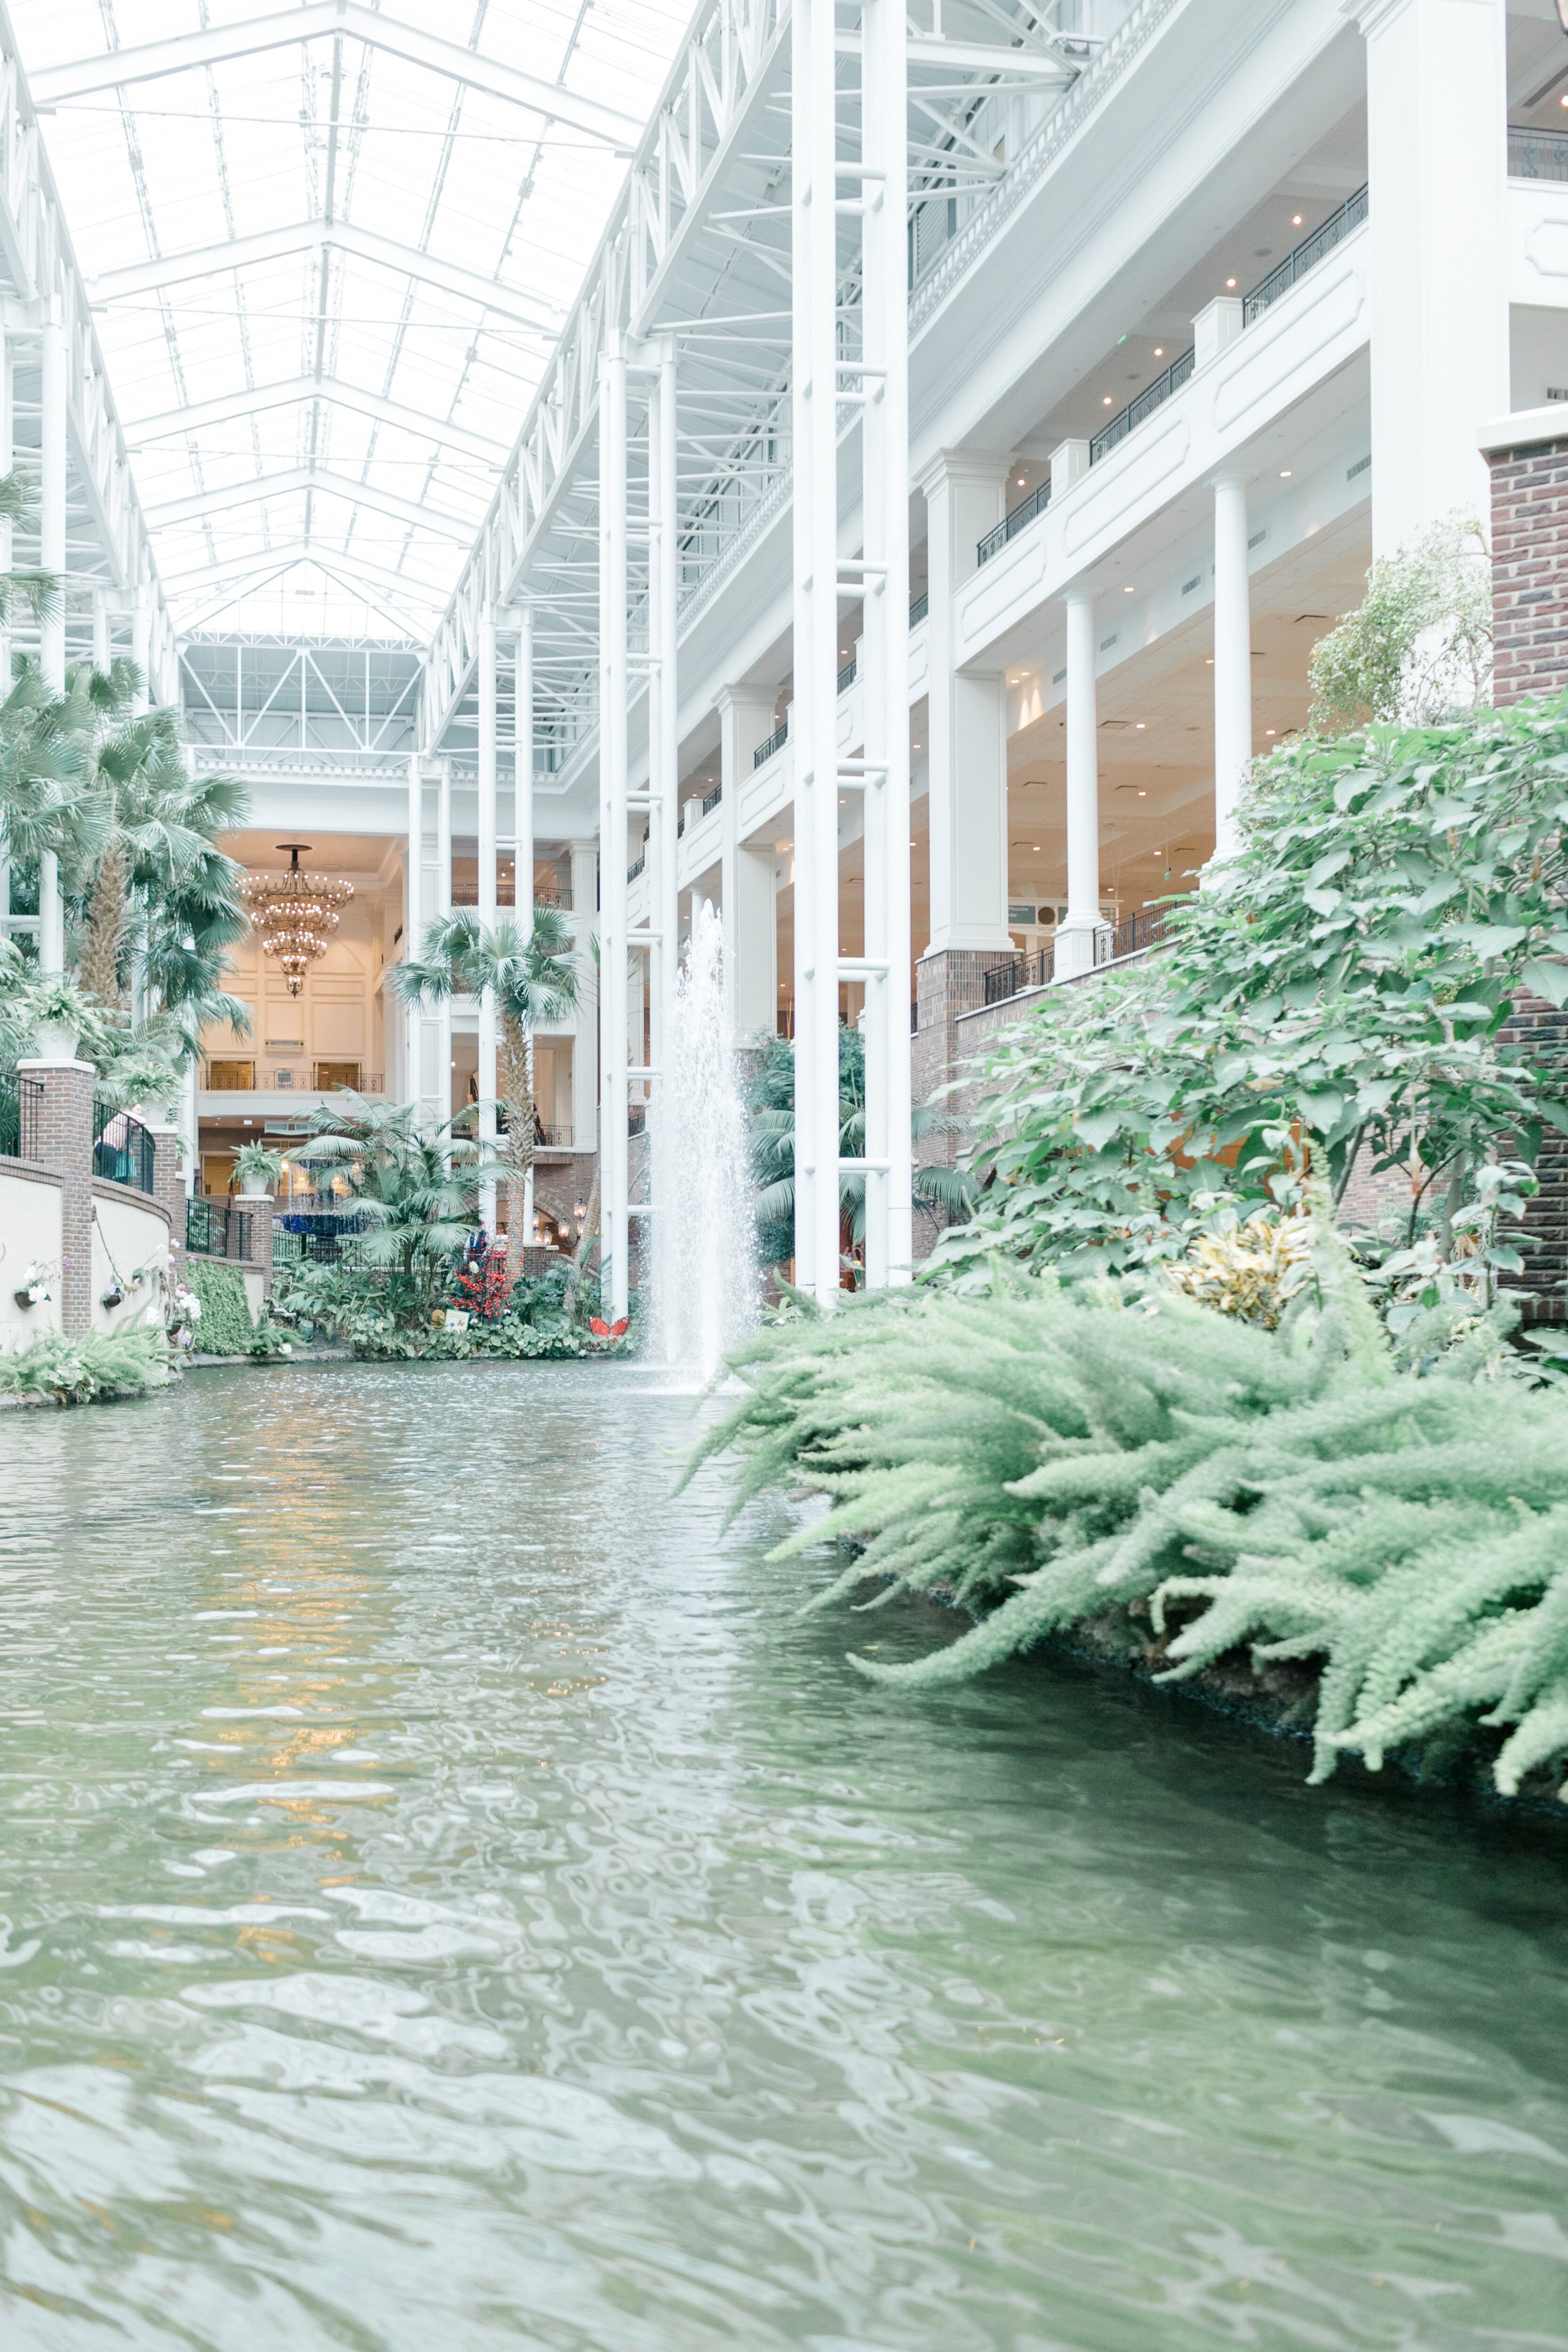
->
[388,906,579,1229]
[749,1026,974,1278]
[298,1093,486,1318]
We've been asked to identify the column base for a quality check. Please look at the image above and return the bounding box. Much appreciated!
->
[1052,919,1102,980]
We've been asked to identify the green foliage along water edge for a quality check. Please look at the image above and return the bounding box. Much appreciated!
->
[183,1254,266,1355]
[0,1324,172,1405]
[687,1278,1568,1805]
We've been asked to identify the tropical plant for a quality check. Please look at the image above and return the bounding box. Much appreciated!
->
[231,1142,286,1194]
[0,1324,172,1405]
[936,693,1568,1292]
[1308,513,1493,732]
[180,1253,286,1356]
[692,1267,1568,1804]
[388,906,578,1232]
[296,1092,489,1318]
[748,1026,974,1274]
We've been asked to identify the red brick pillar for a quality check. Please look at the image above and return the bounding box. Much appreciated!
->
[147,1122,187,1284]
[1482,406,1568,705]
[234,1193,275,1294]
[18,1057,94,1336]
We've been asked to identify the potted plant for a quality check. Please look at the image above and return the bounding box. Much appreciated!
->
[231,1142,285,1200]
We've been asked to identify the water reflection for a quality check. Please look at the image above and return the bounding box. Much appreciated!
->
[0,1362,1564,2350]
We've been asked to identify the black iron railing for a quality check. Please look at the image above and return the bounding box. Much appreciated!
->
[0,1071,42,1160]
[983,946,1055,1005]
[701,782,723,816]
[837,657,857,693]
[1509,127,1568,182]
[909,590,929,627]
[188,1197,239,1258]
[1094,905,1174,964]
[93,1104,155,1194]
[1091,349,1196,465]
[627,853,645,882]
[753,716,789,769]
[1243,184,1369,324]
[977,479,1052,568]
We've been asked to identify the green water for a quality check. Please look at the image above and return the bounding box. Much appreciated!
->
[1,1364,1566,2352]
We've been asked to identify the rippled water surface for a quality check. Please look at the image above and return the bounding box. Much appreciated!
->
[1,1364,1567,2351]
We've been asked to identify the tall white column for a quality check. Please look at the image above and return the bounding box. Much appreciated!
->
[1352,0,1508,554]
[1212,474,1253,865]
[477,606,499,1235]
[514,608,536,1238]
[650,341,679,1081]
[0,313,10,699]
[569,838,599,1161]
[791,0,845,1303]
[437,759,454,1143]
[92,589,110,676]
[1057,589,1101,979]
[916,451,1011,956]
[38,304,66,977]
[405,750,423,1111]
[598,335,630,1319]
[862,0,912,1289]
[131,583,151,715]
[716,685,778,1037]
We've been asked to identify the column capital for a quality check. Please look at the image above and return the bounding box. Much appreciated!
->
[713,680,778,719]
[915,445,1012,500]
[1061,583,1094,611]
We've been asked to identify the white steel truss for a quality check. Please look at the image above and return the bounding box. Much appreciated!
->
[180,636,422,778]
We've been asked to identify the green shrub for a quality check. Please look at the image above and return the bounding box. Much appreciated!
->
[0,1324,172,1405]
[183,1254,284,1356]
[695,1278,1568,1804]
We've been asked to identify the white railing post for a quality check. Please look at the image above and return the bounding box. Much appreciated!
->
[477,604,499,1236]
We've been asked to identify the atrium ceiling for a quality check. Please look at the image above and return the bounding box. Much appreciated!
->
[10,0,692,643]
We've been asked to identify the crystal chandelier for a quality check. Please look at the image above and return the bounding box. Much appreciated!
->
[240,843,353,998]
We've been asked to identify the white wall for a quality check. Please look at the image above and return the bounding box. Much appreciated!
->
[91,1191,170,1335]
[0,1168,63,1350]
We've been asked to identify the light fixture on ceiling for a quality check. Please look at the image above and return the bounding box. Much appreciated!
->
[1136,721,1146,729]
[1154,346,1164,358]
[1138,789,1146,797]
[1102,394,1114,405]
[1226,277,1237,288]
[1291,213,1303,227]
[1124,584,1135,594]
[240,845,352,998]
[1281,468,1292,478]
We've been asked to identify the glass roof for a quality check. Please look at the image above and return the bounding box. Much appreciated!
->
[10,0,692,640]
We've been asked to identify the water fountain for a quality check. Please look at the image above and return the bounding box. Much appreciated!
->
[649,899,759,1383]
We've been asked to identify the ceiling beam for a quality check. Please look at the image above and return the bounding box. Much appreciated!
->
[162,544,450,607]
[30,0,643,149]
[86,222,560,331]
[147,469,477,541]
[179,557,428,642]
[125,377,507,462]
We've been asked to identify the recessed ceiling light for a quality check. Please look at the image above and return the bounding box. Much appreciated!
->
[1136,721,1145,729]
[1154,346,1164,358]
[1280,468,1292,478]
[1292,213,1303,226]
[1138,789,1146,797]
[1032,844,1041,851]
[1266,728,1276,736]
[1017,476,1026,485]
[1226,277,1237,288]
[1102,394,1114,405]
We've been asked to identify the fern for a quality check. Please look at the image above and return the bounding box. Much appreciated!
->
[701,1281,1568,1804]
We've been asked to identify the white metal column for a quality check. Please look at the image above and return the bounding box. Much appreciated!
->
[477,605,499,1235]
[515,607,536,1239]
[791,0,844,1304]
[598,334,630,1320]
[92,590,109,674]
[1058,588,1100,978]
[1212,475,1253,864]
[405,749,423,1111]
[437,758,454,1148]
[649,340,679,1081]
[38,302,66,977]
[861,0,912,1288]
[131,584,151,715]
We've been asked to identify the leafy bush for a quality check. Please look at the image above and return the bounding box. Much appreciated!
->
[939,693,1568,1292]
[0,1324,172,1405]
[694,1276,1568,1804]
[270,1251,620,1359]
[183,1254,284,1357]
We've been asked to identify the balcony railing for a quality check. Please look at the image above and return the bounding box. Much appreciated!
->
[203,1063,382,1095]
[837,657,857,693]
[188,1197,253,1261]
[977,478,1052,567]
[0,1071,42,1160]
[909,590,929,627]
[753,716,789,770]
[93,1104,155,1194]
[1090,348,1196,466]
[1243,184,1369,325]
[1508,127,1568,182]
[1094,905,1174,964]
[983,945,1055,1005]
[271,1205,376,1266]
[701,782,723,816]
[627,853,645,883]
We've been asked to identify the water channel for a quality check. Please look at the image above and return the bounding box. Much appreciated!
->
[1,1363,1566,2351]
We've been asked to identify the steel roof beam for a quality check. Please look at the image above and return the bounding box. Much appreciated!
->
[30,0,643,149]
[125,378,508,462]
[87,221,561,330]
[161,544,451,604]
[147,469,477,541]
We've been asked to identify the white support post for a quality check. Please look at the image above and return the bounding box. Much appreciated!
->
[1351,0,1508,556]
[917,451,1011,958]
[716,686,778,1036]
[570,838,599,1163]
[1212,474,1253,865]
[437,757,454,1148]
[92,589,110,676]
[515,607,536,1239]
[862,0,912,1289]
[38,302,66,977]
[598,334,630,1321]
[405,749,423,1112]
[791,0,844,1305]
[0,310,9,702]
[1057,588,1101,979]
[650,341,679,1079]
[131,582,151,715]
[477,605,499,1236]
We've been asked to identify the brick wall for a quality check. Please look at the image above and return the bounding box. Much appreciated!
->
[1488,425,1568,705]
[16,1059,95,1335]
